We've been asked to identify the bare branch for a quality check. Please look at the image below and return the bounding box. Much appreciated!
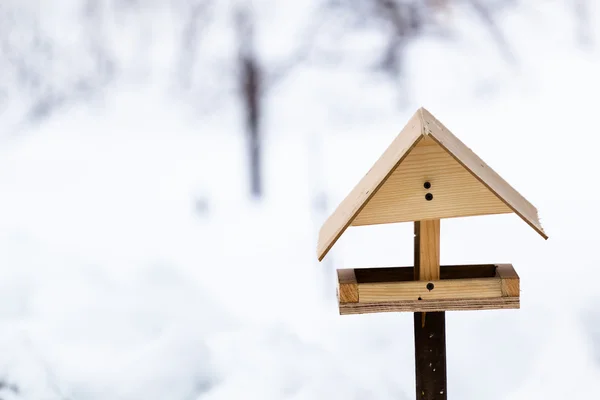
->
[234,4,263,197]
[466,0,516,64]
[266,7,329,88]
[178,0,214,89]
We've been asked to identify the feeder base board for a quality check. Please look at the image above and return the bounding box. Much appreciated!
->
[337,264,519,315]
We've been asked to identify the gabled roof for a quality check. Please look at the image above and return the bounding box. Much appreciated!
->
[317,107,547,261]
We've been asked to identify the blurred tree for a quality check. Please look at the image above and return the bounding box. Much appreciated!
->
[0,1,116,126]
[234,5,263,198]
[466,0,516,63]
[0,379,19,397]
[230,2,322,199]
[325,0,518,100]
[0,0,593,199]
[172,0,318,199]
[573,0,593,47]
[176,0,215,91]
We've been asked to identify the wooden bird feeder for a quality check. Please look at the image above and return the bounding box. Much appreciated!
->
[317,107,546,399]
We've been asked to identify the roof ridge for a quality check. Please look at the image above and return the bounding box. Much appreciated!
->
[316,107,546,261]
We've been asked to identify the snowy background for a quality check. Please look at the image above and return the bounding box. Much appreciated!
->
[1,0,600,399]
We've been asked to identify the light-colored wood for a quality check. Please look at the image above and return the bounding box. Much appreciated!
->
[336,263,520,313]
[316,107,547,262]
[496,263,520,297]
[317,111,423,261]
[337,269,359,303]
[415,219,441,281]
[420,108,547,239]
[340,297,519,314]
[414,219,441,327]
[360,277,502,303]
[352,137,511,226]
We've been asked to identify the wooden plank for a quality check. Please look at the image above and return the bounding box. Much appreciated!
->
[335,264,520,312]
[413,220,446,400]
[496,263,520,297]
[316,110,424,261]
[359,277,502,303]
[352,137,511,226]
[339,297,519,314]
[421,108,547,240]
[337,269,358,303]
[414,312,446,399]
[415,220,441,280]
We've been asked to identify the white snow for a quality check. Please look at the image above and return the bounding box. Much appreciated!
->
[1,1,600,399]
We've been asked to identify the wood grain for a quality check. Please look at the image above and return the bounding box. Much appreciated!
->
[413,220,446,399]
[496,263,520,297]
[316,107,547,262]
[335,264,521,314]
[360,277,502,303]
[337,269,359,303]
[352,137,511,226]
[316,110,424,261]
[340,297,519,314]
[420,108,547,239]
[415,220,441,281]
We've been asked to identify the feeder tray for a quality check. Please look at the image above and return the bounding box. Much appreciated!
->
[337,263,519,315]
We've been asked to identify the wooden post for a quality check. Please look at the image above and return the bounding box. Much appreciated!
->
[414,220,447,399]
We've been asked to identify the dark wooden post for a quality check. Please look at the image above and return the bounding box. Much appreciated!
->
[414,220,447,399]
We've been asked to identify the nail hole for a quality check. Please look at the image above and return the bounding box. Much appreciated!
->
[426,282,434,291]
[425,193,433,201]
[418,297,422,300]
[424,181,431,189]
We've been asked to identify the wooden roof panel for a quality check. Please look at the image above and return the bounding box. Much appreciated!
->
[351,136,512,226]
[316,110,424,261]
[316,107,547,262]
[421,108,547,240]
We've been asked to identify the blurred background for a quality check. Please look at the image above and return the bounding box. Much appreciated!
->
[1,0,599,399]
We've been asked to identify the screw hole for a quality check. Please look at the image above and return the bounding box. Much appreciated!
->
[426,282,434,291]
[425,193,433,201]
[418,297,422,300]
[424,181,431,189]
